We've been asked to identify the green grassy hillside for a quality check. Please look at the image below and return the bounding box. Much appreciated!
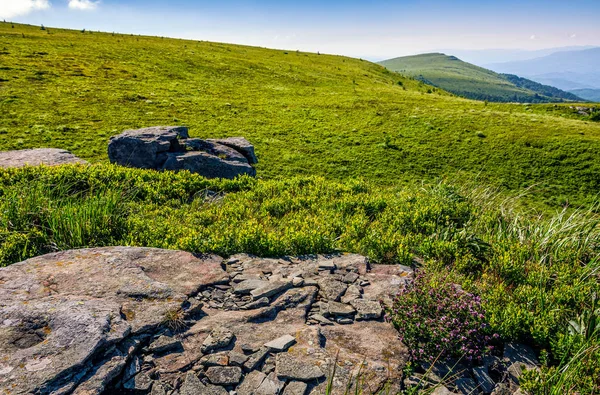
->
[379,53,583,103]
[1,23,600,209]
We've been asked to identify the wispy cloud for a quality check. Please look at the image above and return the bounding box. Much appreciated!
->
[570,33,577,38]
[68,0,99,11]
[0,0,50,19]
[530,34,537,40]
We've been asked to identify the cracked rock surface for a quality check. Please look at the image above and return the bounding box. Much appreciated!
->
[0,148,88,168]
[0,248,411,394]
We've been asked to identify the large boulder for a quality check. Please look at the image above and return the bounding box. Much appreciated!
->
[0,249,411,395]
[0,148,87,168]
[207,137,258,164]
[108,127,256,179]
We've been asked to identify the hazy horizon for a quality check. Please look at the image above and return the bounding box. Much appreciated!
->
[3,0,600,61]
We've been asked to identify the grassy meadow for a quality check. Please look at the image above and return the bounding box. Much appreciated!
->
[1,22,600,392]
[1,22,600,209]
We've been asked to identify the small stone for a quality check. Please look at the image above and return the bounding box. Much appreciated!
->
[123,372,153,391]
[292,277,304,287]
[243,347,269,372]
[237,370,267,394]
[317,278,347,302]
[199,352,230,367]
[148,335,181,354]
[337,317,353,325]
[275,353,325,382]
[257,372,285,394]
[325,301,356,317]
[282,381,308,395]
[303,278,319,287]
[241,343,260,354]
[342,272,360,284]
[318,260,336,271]
[205,366,243,385]
[310,314,334,326]
[228,351,249,367]
[341,285,362,304]
[233,279,270,295]
[250,281,292,300]
[264,335,296,352]
[150,381,167,395]
[202,327,234,353]
[243,297,270,310]
[359,280,370,287]
[349,299,383,320]
[180,372,205,395]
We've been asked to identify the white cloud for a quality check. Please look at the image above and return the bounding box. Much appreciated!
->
[68,0,99,11]
[0,0,50,19]
[570,33,577,39]
[530,34,537,40]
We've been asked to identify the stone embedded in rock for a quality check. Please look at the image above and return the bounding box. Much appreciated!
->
[108,127,257,179]
[234,279,271,295]
[202,327,235,353]
[282,381,308,395]
[244,297,270,310]
[275,353,325,382]
[342,272,360,284]
[199,352,230,367]
[207,137,258,164]
[318,278,347,302]
[341,284,362,304]
[264,335,296,352]
[237,370,268,393]
[229,351,250,367]
[0,148,88,168]
[250,281,292,300]
[148,335,182,354]
[243,347,270,372]
[123,371,153,391]
[205,366,243,385]
[310,314,334,325]
[350,299,383,320]
[325,301,356,317]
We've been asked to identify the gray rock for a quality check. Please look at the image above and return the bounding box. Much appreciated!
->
[454,377,477,394]
[325,301,356,317]
[244,347,270,372]
[292,277,304,287]
[257,372,285,394]
[202,327,235,353]
[180,372,205,395]
[250,281,292,300]
[207,137,258,164]
[199,352,230,367]
[181,139,248,163]
[205,366,243,385]
[162,151,255,179]
[151,381,168,395]
[0,247,227,395]
[148,335,182,354]
[342,272,360,284]
[234,279,271,295]
[108,126,188,169]
[229,351,249,367]
[490,383,512,395]
[430,386,458,395]
[317,260,336,271]
[472,366,495,393]
[275,353,325,382]
[341,285,362,304]
[503,343,538,367]
[124,371,153,391]
[282,381,308,395]
[0,148,88,168]
[264,335,296,352]
[122,355,142,383]
[310,314,334,325]
[317,278,347,302]
[336,318,353,325]
[349,299,382,320]
[237,370,267,394]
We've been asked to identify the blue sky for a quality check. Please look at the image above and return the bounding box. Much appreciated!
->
[2,0,600,60]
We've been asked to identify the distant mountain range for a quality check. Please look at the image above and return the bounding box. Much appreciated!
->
[484,48,600,101]
[379,53,584,103]
[436,46,598,65]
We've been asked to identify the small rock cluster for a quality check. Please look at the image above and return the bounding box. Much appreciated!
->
[108,126,257,179]
[404,342,539,395]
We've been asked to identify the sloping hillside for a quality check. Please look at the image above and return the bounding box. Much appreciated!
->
[379,53,583,103]
[569,88,600,102]
[1,23,600,208]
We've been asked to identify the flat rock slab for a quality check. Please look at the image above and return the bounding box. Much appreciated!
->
[0,148,88,168]
[0,250,411,395]
[0,247,227,395]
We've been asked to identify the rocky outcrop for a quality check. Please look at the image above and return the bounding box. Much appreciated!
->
[108,126,256,179]
[0,148,87,168]
[0,248,410,395]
